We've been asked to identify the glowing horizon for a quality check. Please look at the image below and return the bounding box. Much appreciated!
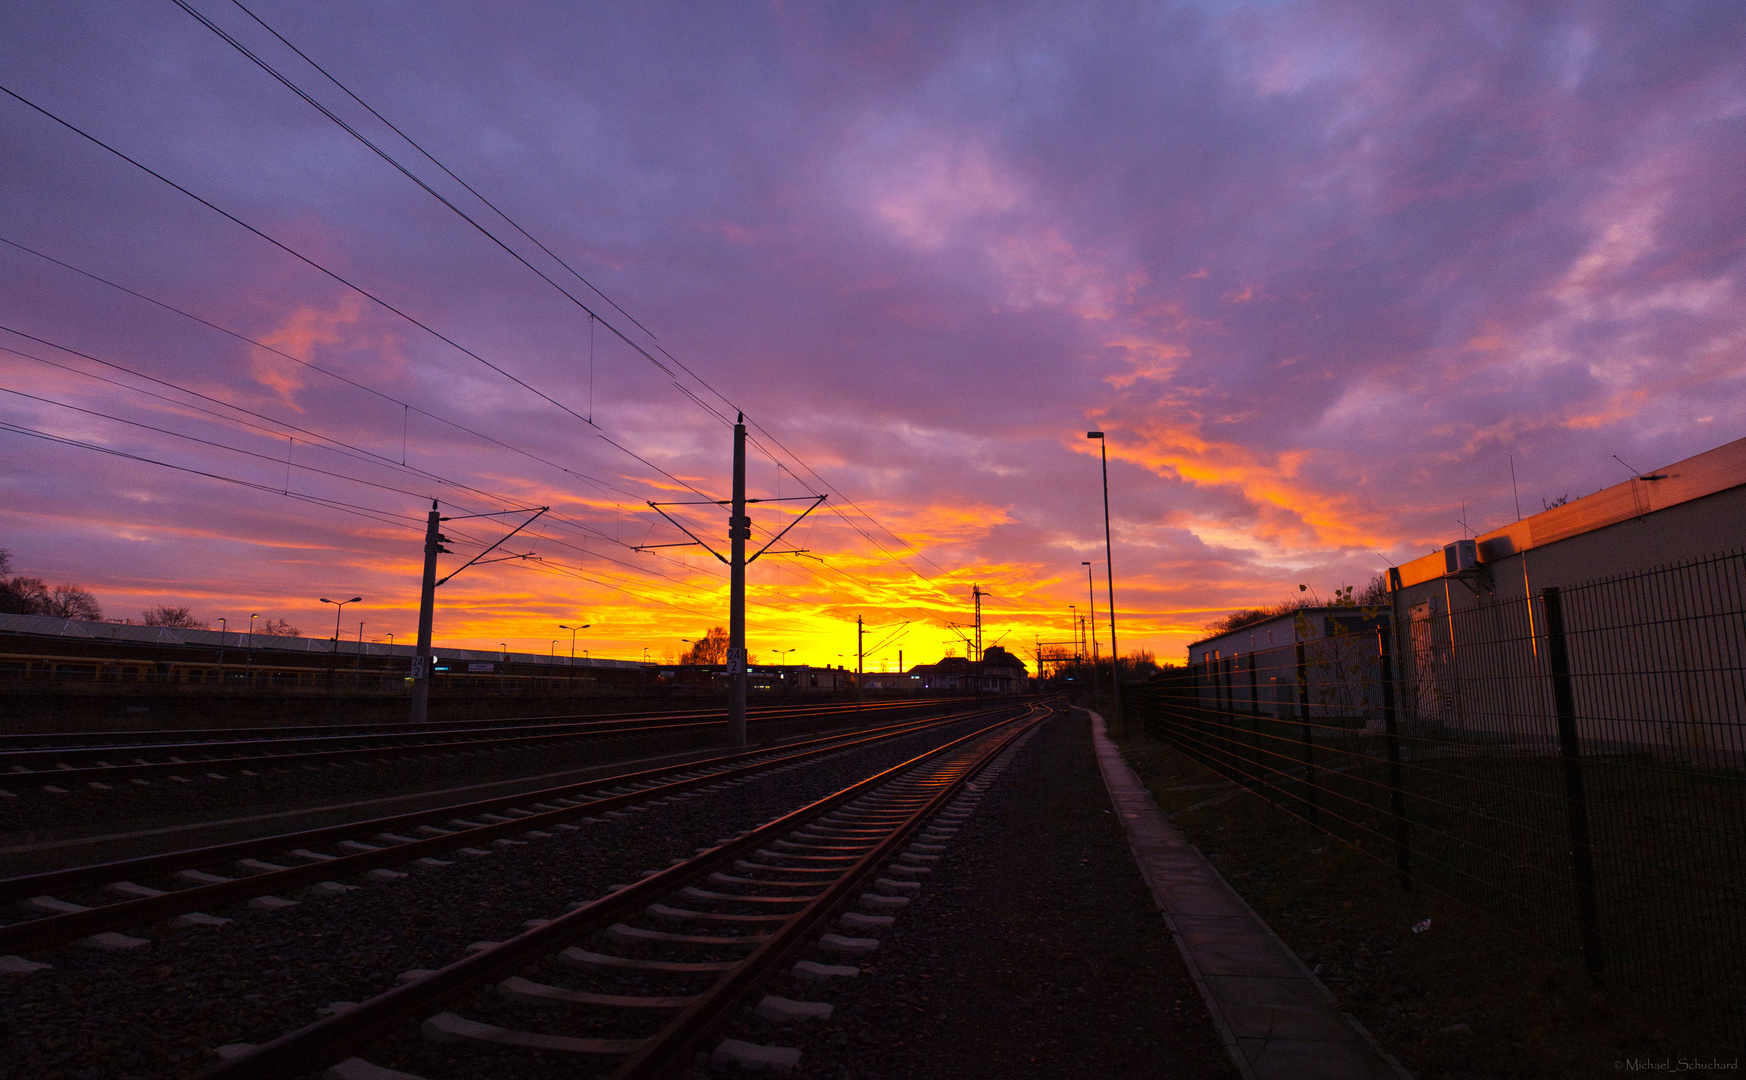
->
[3,3,1743,670]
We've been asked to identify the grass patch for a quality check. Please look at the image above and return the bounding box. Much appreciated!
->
[1108,721,1744,1080]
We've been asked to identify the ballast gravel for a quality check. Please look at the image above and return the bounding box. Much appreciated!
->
[711,710,1237,1080]
[0,716,995,1080]
[0,710,879,837]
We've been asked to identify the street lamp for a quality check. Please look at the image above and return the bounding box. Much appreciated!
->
[320,597,362,686]
[1086,430,1122,730]
[246,612,258,685]
[559,623,591,666]
[216,616,227,685]
[1083,561,1102,700]
[559,623,591,690]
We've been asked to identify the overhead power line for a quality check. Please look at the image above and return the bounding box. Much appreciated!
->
[0,234,643,510]
[0,325,725,595]
[2,52,962,616]
[167,6,954,593]
[0,81,717,508]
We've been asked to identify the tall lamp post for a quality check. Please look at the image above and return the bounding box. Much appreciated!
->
[320,597,362,687]
[1082,561,1102,700]
[773,647,795,689]
[560,624,590,666]
[216,616,227,686]
[1086,430,1123,731]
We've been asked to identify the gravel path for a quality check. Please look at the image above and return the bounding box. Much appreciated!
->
[0,716,996,1080]
[716,709,1237,1080]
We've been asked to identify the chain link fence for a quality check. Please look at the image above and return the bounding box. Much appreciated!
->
[1130,549,1746,1019]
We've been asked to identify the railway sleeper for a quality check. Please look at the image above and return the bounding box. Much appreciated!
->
[102,704,1036,1079]
[421,1011,643,1055]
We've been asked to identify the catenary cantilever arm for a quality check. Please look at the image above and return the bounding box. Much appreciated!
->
[747,494,827,564]
[436,507,548,586]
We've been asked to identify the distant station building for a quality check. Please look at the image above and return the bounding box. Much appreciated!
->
[904,645,1029,693]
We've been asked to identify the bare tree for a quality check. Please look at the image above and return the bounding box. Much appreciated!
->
[42,584,102,620]
[0,551,103,620]
[257,617,301,637]
[680,627,729,665]
[142,605,208,629]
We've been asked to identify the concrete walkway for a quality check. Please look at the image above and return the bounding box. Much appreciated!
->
[1086,710,1413,1080]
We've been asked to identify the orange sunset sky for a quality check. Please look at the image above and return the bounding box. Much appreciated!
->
[3,2,1743,670]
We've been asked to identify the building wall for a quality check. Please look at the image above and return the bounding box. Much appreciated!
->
[1387,439,1745,759]
[1186,609,1391,729]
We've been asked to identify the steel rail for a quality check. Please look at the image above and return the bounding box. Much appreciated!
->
[0,704,1005,949]
[3,720,718,784]
[0,705,990,905]
[0,696,967,755]
[0,698,967,777]
[198,703,1042,1080]
[611,705,1048,1080]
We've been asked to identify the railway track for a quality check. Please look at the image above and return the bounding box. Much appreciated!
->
[0,698,975,788]
[195,701,1052,1080]
[0,698,968,752]
[0,702,1007,953]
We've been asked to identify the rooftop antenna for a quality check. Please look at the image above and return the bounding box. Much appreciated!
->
[1509,455,1522,521]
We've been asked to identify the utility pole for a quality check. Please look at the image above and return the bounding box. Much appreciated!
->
[856,615,865,700]
[1087,430,1123,732]
[638,413,824,745]
[971,585,984,662]
[407,499,547,721]
[1086,559,1102,702]
[727,415,749,745]
[410,501,447,724]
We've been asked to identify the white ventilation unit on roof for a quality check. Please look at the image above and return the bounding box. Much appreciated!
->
[1444,539,1478,574]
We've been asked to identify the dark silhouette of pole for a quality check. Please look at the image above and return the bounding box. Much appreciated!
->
[1083,561,1101,701]
[728,415,749,745]
[1088,431,1123,731]
[560,623,589,689]
[1543,587,1605,976]
[320,596,361,686]
[410,501,446,723]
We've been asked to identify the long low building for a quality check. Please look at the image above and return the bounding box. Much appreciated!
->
[0,612,647,692]
[1185,606,1392,728]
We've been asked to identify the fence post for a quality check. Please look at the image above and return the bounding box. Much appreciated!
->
[1297,641,1318,826]
[1541,586,1605,978]
[1377,625,1412,891]
[1220,656,1233,773]
[1248,653,1271,802]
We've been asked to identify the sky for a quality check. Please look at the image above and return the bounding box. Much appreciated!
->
[1,1,1743,671]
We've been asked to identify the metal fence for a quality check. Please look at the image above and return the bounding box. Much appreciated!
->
[1130,549,1746,1017]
